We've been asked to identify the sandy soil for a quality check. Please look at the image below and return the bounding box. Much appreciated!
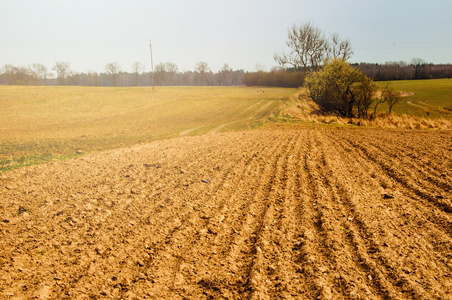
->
[1,126,451,299]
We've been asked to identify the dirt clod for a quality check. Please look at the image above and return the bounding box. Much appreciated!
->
[0,127,451,299]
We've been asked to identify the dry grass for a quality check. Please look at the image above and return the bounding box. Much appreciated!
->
[348,113,452,130]
[280,88,452,130]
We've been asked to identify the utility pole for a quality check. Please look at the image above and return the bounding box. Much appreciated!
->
[149,40,155,92]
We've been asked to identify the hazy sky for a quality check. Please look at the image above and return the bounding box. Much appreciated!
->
[1,0,451,73]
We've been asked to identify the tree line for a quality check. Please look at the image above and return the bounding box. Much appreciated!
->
[0,61,245,86]
[241,60,452,88]
[355,60,452,81]
[4,60,449,88]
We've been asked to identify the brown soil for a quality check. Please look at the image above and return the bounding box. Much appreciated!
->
[1,126,451,299]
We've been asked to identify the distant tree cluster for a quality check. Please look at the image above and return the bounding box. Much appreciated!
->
[0,63,51,85]
[0,61,245,86]
[355,59,452,81]
[241,60,452,89]
[242,68,305,87]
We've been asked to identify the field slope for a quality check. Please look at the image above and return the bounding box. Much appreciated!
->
[1,126,451,299]
[0,86,295,171]
[380,79,452,119]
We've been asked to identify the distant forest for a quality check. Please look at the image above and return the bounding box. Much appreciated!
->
[243,61,452,87]
[0,61,245,87]
[1,59,452,87]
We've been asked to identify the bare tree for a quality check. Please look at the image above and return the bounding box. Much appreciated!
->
[274,23,328,70]
[131,62,144,86]
[1,64,17,85]
[105,62,121,86]
[154,62,166,86]
[28,64,39,84]
[195,61,210,85]
[219,63,232,85]
[274,23,353,70]
[165,62,178,85]
[383,85,402,114]
[52,61,70,85]
[411,58,427,79]
[329,33,353,60]
[373,85,387,116]
[29,63,49,85]
[373,83,402,115]
[255,64,266,72]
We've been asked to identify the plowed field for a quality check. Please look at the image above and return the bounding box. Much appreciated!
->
[1,127,451,299]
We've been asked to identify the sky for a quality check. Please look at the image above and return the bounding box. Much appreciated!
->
[1,0,452,74]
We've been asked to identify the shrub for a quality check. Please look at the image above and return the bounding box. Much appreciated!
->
[304,58,377,118]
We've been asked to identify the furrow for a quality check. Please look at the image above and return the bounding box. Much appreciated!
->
[341,132,452,215]
[317,131,419,299]
[3,127,452,299]
[331,130,452,238]
[138,133,285,297]
[335,130,452,259]
[354,132,452,196]
[187,132,289,299]
[313,130,395,299]
[247,130,301,299]
[288,130,340,299]
[222,131,296,298]
[304,130,407,299]
[272,129,317,298]
[325,129,452,298]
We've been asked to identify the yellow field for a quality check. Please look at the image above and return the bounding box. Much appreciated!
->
[0,86,296,171]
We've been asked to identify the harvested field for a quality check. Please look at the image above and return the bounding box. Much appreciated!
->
[1,126,451,299]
